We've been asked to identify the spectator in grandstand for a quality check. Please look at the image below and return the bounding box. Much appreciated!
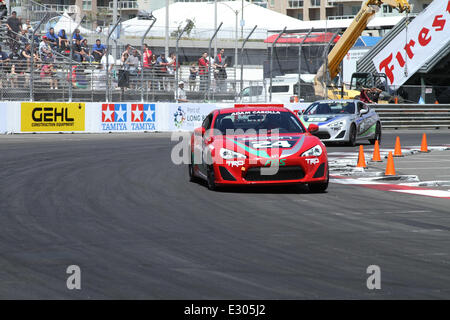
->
[46,27,59,50]
[214,48,227,92]
[19,29,29,46]
[80,39,94,62]
[6,11,22,50]
[166,52,177,91]
[101,49,115,72]
[198,52,209,91]
[8,63,18,88]
[39,36,53,62]
[121,44,132,63]
[125,49,140,74]
[27,28,39,44]
[96,25,102,34]
[175,81,188,103]
[8,47,21,64]
[40,63,58,89]
[0,0,7,20]
[155,53,169,91]
[22,19,33,32]
[92,63,107,91]
[22,19,34,32]
[92,39,106,63]
[189,62,197,91]
[72,29,83,43]
[143,44,153,89]
[72,65,88,89]
[72,38,83,62]
[21,43,32,70]
[125,49,140,89]
[149,54,157,89]
[0,45,9,67]
[0,45,9,88]
[57,30,69,54]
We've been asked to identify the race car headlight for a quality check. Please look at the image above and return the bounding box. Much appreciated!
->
[220,148,247,159]
[301,145,323,157]
[329,120,345,131]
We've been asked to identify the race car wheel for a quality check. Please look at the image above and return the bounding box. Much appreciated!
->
[308,168,329,193]
[206,165,217,191]
[369,122,381,145]
[347,124,357,147]
[188,152,199,182]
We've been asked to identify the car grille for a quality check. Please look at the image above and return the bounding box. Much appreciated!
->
[244,166,305,182]
[313,132,331,139]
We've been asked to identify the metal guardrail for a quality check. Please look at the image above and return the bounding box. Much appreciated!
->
[372,104,450,129]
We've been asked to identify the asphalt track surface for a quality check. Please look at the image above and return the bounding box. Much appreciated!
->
[0,130,449,299]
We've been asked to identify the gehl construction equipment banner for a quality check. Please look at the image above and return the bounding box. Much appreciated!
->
[21,102,85,132]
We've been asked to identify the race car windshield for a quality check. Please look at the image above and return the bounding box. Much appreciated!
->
[305,102,355,115]
[214,111,305,134]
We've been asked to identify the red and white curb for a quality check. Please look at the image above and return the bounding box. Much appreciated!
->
[330,176,450,199]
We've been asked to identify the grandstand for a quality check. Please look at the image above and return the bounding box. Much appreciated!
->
[0,4,240,102]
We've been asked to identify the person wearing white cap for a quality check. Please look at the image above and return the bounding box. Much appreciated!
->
[175,80,188,103]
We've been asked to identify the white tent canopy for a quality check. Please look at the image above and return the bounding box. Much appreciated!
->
[52,11,94,35]
[117,1,406,40]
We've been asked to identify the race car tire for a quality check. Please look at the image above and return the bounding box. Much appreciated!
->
[206,165,217,191]
[369,122,381,145]
[347,124,357,147]
[188,151,200,182]
[308,168,329,193]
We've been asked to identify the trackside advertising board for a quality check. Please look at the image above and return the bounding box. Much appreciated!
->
[1,101,313,133]
[21,102,85,132]
[0,103,6,133]
[169,104,224,131]
[100,103,157,132]
[372,0,450,86]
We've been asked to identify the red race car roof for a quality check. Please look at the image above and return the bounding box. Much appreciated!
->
[218,106,290,114]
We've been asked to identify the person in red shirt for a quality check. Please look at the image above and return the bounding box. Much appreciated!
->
[198,52,209,91]
[142,44,153,89]
[359,88,373,103]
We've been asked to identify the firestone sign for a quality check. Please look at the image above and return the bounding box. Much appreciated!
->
[372,0,450,86]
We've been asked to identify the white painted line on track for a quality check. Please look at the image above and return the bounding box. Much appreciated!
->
[395,167,450,170]
[383,210,432,214]
[391,189,450,198]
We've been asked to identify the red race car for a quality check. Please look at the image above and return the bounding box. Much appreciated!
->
[188,106,328,192]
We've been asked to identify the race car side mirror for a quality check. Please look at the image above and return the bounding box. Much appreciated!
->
[194,127,205,136]
[307,124,319,133]
[360,108,369,115]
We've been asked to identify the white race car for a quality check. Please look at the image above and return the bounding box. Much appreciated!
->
[299,100,382,146]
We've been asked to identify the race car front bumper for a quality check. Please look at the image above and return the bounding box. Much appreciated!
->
[213,157,328,185]
[312,125,349,142]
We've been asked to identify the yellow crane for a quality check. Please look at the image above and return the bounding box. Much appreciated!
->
[313,0,411,99]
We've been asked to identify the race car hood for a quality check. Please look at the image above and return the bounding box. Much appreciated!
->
[212,133,324,159]
[300,114,353,127]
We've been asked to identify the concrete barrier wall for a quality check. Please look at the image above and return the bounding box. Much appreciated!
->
[0,101,311,134]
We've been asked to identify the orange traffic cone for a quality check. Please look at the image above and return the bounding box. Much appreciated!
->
[357,145,367,168]
[385,151,396,176]
[393,136,403,157]
[371,140,382,162]
[420,133,430,153]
